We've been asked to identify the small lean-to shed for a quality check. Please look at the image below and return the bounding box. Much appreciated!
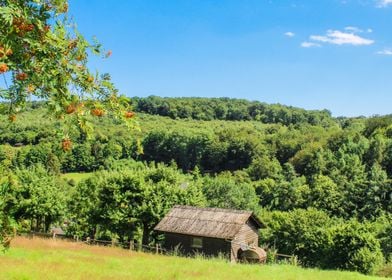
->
[154,205,266,263]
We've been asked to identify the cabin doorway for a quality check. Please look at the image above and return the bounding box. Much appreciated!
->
[237,248,267,263]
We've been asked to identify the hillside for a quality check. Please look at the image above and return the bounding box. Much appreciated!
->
[0,98,391,276]
[0,237,385,280]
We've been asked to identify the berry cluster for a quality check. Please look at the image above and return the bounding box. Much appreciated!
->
[124,111,136,119]
[0,47,13,58]
[65,104,76,114]
[13,18,34,35]
[91,108,105,117]
[61,138,72,151]
[0,63,8,74]
[16,72,28,81]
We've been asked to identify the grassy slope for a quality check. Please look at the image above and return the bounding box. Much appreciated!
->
[0,237,384,280]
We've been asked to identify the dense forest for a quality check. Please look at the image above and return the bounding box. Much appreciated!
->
[0,97,391,275]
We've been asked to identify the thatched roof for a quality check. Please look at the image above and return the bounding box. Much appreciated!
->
[154,205,263,239]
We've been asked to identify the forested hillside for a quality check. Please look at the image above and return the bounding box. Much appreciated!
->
[0,98,391,276]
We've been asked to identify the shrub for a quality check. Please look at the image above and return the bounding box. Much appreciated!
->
[261,209,385,274]
[329,220,384,274]
[260,208,334,267]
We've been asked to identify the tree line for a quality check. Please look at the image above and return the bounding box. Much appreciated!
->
[132,96,335,126]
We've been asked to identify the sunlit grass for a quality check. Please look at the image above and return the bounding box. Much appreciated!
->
[0,237,385,280]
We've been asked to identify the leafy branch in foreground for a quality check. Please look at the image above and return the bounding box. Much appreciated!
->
[0,0,139,149]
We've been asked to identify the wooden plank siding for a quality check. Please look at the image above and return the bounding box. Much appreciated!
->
[231,220,259,262]
[164,232,231,258]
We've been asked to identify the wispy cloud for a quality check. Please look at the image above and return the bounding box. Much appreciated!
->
[301,42,321,48]
[308,30,374,46]
[284,31,295,38]
[344,26,363,33]
[376,0,392,7]
[344,26,372,34]
[377,49,392,55]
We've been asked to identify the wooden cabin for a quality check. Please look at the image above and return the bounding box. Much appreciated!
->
[154,205,266,263]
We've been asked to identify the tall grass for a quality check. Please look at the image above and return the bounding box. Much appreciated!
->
[0,237,385,280]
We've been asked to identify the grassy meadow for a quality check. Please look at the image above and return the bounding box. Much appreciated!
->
[0,237,386,280]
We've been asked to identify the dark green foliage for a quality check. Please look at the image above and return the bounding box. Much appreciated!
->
[0,169,18,250]
[364,115,392,137]
[261,209,334,267]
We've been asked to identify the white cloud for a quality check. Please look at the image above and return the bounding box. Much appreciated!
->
[377,49,392,55]
[301,42,321,48]
[377,0,392,7]
[309,30,374,46]
[284,32,295,38]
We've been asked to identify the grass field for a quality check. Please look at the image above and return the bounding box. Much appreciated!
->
[0,237,385,280]
[60,172,93,184]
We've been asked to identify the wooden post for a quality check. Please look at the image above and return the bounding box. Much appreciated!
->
[155,244,159,254]
[129,241,134,251]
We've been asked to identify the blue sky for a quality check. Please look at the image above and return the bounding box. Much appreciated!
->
[69,0,392,117]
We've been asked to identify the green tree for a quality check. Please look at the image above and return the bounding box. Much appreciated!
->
[13,165,67,232]
[202,173,259,212]
[0,169,18,250]
[309,175,344,216]
[247,155,282,180]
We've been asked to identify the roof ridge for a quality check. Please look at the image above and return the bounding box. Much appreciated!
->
[165,214,249,225]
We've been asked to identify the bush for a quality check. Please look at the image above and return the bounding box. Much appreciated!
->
[261,209,385,274]
[329,220,384,274]
[260,208,334,267]
[349,247,383,275]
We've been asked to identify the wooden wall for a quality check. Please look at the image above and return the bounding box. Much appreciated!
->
[163,232,231,258]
